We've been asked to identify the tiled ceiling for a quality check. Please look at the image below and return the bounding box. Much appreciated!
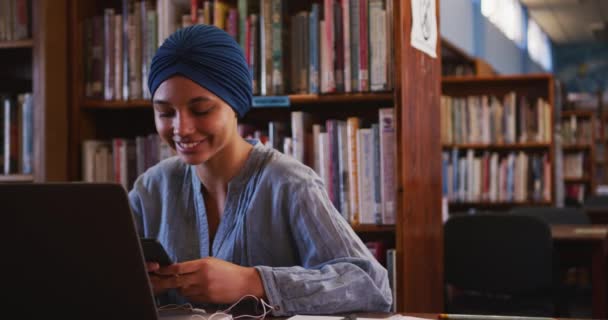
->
[520,0,608,43]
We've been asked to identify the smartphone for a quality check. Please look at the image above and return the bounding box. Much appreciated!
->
[140,238,173,266]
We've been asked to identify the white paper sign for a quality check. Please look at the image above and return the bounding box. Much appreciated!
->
[410,0,438,58]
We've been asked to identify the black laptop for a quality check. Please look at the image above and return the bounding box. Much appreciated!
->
[0,183,160,319]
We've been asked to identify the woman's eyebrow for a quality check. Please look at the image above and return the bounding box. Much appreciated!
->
[187,96,212,105]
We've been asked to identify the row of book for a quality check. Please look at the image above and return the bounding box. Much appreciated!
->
[82,134,174,190]
[0,0,29,42]
[561,116,593,145]
[365,241,396,312]
[565,183,586,205]
[240,108,397,225]
[82,107,396,225]
[563,152,586,179]
[441,149,552,203]
[1,93,33,175]
[440,93,552,145]
[83,0,394,101]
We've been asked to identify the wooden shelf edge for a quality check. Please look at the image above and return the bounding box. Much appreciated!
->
[564,177,590,183]
[0,39,33,49]
[352,224,396,233]
[82,99,151,109]
[442,73,552,83]
[562,144,592,150]
[442,143,552,149]
[81,92,395,109]
[561,110,596,117]
[0,174,34,182]
[289,92,394,104]
[449,201,553,206]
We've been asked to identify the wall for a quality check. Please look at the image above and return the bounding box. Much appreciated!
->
[554,43,608,93]
[440,0,550,75]
[440,0,475,55]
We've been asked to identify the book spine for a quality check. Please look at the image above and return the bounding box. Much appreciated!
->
[261,0,273,95]
[379,108,396,224]
[322,0,335,93]
[191,0,199,24]
[349,0,359,92]
[238,0,248,50]
[249,14,260,95]
[309,4,320,94]
[346,117,360,224]
[372,123,382,224]
[91,16,105,99]
[20,93,33,174]
[271,0,285,94]
[342,0,351,93]
[358,0,369,91]
[122,0,132,99]
[3,97,17,174]
[337,120,350,221]
[114,14,123,100]
[333,0,344,92]
[357,128,374,224]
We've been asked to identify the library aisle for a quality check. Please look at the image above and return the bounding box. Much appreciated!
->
[0,0,607,319]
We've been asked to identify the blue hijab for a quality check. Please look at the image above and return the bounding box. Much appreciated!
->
[148,25,252,117]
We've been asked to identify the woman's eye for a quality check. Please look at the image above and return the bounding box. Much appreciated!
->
[192,109,211,116]
[156,111,174,118]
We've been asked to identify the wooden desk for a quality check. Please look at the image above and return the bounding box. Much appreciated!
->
[551,225,608,319]
[583,208,608,225]
[336,313,592,320]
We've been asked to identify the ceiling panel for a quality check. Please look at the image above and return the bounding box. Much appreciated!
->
[521,0,606,43]
[527,10,568,42]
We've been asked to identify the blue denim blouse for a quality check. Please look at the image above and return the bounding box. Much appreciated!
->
[128,142,392,316]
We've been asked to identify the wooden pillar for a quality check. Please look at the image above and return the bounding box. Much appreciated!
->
[394,0,443,312]
[32,0,69,181]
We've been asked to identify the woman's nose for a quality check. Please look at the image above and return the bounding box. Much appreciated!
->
[172,112,195,136]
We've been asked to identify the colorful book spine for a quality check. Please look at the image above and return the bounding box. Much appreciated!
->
[379,108,396,224]
[309,4,320,94]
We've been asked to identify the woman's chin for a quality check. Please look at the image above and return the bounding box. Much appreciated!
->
[179,152,210,165]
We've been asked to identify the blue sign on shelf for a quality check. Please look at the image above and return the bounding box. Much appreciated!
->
[252,96,290,108]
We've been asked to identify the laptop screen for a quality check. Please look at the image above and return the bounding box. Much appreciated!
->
[0,183,159,319]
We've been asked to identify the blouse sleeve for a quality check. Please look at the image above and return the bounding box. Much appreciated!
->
[255,180,393,316]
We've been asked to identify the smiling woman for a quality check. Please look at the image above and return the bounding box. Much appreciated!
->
[152,76,243,166]
[127,24,393,316]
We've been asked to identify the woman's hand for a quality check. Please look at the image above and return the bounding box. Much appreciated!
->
[153,257,266,304]
[146,261,181,295]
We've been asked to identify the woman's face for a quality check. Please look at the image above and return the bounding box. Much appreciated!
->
[152,76,239,165]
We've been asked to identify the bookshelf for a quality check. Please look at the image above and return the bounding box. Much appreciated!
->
[441,74,555,212]
[440,38,496,77]
[67,0,443,313]
[594,92,608,189]
[0,0,68,182]
[560,109,596,204]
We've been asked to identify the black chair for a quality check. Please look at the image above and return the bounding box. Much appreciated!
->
[582,195,608,224]
[509,206,590,225]
[444,213,566,317]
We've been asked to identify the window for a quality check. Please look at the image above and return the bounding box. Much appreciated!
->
[481,0,525,48]
[527,19,553,71]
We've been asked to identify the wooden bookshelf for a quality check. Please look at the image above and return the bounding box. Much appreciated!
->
[440,37,496,77]
[0,39,34,49]
[67,0,443,313]
[0,174,35,183]
[560,109,596,203]
[0,0,68,182]
[441,74,556,211]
